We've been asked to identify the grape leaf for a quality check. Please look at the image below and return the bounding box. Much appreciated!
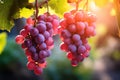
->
[0,32,7,54]
[49,0,71,15]
[0,0,28,31]
[20,7,34,18]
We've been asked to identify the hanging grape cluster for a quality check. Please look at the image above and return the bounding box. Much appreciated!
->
[15,13,59,75]
[15,0,96,75]
[59,9,96,67]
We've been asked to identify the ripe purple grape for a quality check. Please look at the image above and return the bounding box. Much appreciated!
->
[68,44,77,53]
[35,34,45,44]
[38,43,47,50]
[72,34,80,42]
[78,45,86,53]
[61,29,71,38]
[30,28,39,37]
[39,50,47,58]
[43,31,50,39]
[37,23,46,33]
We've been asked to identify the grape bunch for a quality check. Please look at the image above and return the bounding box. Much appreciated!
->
[59,9,96,67]
[15,13,59,75]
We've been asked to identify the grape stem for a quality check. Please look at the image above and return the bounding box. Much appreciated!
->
[76,0,82,11]
[35,0,38,26]
[46,0,49,14]
[83,0,88,11]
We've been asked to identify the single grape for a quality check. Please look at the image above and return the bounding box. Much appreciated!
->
[64,12,71,19]
[32,53,39,61]
[60,42,68,52]
[68,24,76,33]
[28,46,36,53]
[74,11,84,21]
[24,24,32,32]
[66,52,74,60]
[26,17,34,25]
[30,28,39,37]
[35,34,45,44]
[68,44,77,53]
[34,66,43,75]
[27,61,36,70]
[78,45,86,53]
[15,35,24,44]
[85,27,94,36]
[39,50,47,58]
[45,50,51,57]
[38,43,47,50]
[37,15,45,21]
[75,40,82,46]
[20,29,28,37]
[43,31,50,39]
[61,29,71,38]
[66,16,75,24]
[76,22,85,32]
[77,55,84,62]
[71,59,78,67]
[45,37,54,47]
[46,22,52,30]
[37,23,46,33]
[72,34,80,42]
[24,39,32,48]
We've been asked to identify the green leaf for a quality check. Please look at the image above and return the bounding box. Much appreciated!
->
[49,0,71,15]
[0,0,28,31]
[0,32,7,54]
[20,7,34,18]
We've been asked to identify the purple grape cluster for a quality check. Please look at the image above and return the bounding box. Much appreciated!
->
[15,13,59,75]
[59,9,96,67]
